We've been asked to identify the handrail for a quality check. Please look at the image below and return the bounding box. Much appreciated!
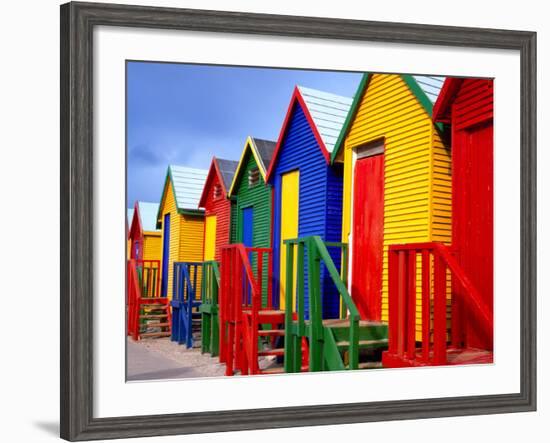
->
[284,236,360,370]
[387,242,493,365]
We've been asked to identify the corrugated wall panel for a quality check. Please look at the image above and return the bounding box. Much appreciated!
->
[342,74,451,338]
[143,232,162,261]
[272,103,342,318]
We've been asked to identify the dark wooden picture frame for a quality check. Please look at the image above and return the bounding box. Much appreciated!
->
[60,1,537,441]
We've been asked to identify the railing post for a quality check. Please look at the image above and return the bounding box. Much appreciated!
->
[308,237,323,372]
[433,254,447,365]
[284,241,295,373]
[396,250,407,358]
[406,250,417,360]
[421,249,431,362]
[388,249,398,355]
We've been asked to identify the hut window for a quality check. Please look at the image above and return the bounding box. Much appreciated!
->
[248,168,260,187]
[213,184,222,200]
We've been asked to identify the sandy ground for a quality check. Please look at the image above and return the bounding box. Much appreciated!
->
[127,336,281,381]
[127,337,226,380]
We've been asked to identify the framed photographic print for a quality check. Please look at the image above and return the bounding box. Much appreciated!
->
[60,1,537,441]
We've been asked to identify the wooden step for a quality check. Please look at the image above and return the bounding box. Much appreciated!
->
[336,339,388,348]
[259,367,285,374]
[258,329,285,336]
[357,362,383,369]
[142,304,168,309]
[258,347,285,357]
[140,331,171,338]
[139,314,168,319]
[144,322,170,328]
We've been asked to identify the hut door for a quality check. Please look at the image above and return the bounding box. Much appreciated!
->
[161,213,170,297]
[279,170,299,311]
[454,121,493,350]
[241,207,255,304]
[352,151,384,321]
[204,215,217,261]
[241,207,254,247]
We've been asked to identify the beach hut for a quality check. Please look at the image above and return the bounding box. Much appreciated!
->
[228,137,276,305]
[157,165,208,298]
[228,137,276,249]
[331,74,449,337]
[432,77,494,352]
[198,157,238,261]
[128,201,162,261]
[266,86,353,318]
[127,208,133,259]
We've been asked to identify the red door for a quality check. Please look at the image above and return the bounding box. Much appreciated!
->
[453,121,493,350]
[351,154,384,320]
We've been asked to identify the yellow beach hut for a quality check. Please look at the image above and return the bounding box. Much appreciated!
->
[331,74,450,339]
[157,165,208,299]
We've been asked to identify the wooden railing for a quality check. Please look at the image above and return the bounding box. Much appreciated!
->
[219,244,273,375]
[171,262,202,348]
[135,259,161,298]
[200,260,221,355]
[283,236,360,372]
[127,259,165,340]
[387,242,493,365]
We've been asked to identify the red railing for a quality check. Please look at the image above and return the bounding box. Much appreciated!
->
[219,244,273,375]
[386,242,493,366]
[127,259,167,340]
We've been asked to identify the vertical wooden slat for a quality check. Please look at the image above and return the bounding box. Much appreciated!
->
[396,250,406,357]
[284,242,295,373]
[406,250,416,360]
[433,255,447,365]
[421,249,431,362]
[388,249,398,355]
[297,242,305,336]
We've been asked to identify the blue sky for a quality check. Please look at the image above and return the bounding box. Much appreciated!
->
[127,61,362,206]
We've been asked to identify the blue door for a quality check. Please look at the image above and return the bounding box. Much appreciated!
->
[241,207,254,247]
[161,213,170,297]
[241,207,254,303]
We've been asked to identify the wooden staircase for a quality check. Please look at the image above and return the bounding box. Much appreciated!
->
[283,236,388,373]
[138,301,172,339]
[219,244,307,376]
[127,259,171,340]
[382,242,493,368]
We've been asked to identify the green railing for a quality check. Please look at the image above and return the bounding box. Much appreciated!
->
[199,260,221,356]
[283,236,360,372]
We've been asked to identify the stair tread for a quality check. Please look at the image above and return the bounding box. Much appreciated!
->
[320,319,387,328]
[140,331,171,338]
[258,347,285,356]
[336,338,388,347]
[258,329,285,336]
[140,314,168,318]
[144,322,170,327]
[259,367,285,374]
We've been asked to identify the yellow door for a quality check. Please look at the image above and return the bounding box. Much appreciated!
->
[279,170,299,310]
[204,215,217,261]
